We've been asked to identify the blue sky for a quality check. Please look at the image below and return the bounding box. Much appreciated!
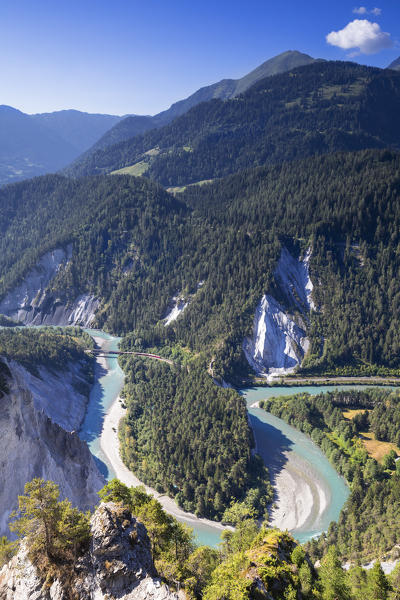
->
[1,0,399,115]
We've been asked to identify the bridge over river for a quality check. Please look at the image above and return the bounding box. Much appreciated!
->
[89,348,173,363]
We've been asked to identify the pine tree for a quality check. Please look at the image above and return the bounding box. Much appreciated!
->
[367,562,391,600]
[97,478,132,507]
[9,478,90,563]
[10,478,61,559]
[319,545,352,600]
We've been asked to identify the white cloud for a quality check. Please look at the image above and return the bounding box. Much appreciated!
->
[353,6,382,16]
[326,19,393,54]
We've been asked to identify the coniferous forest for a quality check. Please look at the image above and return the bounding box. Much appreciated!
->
[2,55,400,598]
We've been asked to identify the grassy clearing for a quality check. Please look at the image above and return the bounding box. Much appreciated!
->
[167,179,214,195]
[360,431,400,463]
[342,408,370,420]
[342,409,400,462]
[144,147,160,156]
[167,185,187,194]
[111,161,150,177]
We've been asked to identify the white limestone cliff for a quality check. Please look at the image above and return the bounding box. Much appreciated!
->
[10,361,90,432]
[0,360,104,537]
[164,295,188,326]
[244,247,315,378]
[275,246,315,311]
[0,247,99,326]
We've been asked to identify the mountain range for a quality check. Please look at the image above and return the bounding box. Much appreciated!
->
[0,106,124,185]
[2,50,400,188]
[66,60,400,185]
[86,50,317,153]
[0,50,316,186]
[388,56,400,70]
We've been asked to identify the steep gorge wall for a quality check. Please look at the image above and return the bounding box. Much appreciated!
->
[0,360,104,536]
[244,247,315,378]
[0,247,99,327]
[12,361,90,433]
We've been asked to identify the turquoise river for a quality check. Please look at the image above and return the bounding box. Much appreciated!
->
[79,331,386,547]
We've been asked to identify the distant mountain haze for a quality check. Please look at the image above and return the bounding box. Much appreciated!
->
[32,110,125,154]
[0,105,76,185]
[0,107,125,186]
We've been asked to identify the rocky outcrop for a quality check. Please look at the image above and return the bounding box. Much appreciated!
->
[163,282,205,327]
[243,294,309,378]
[0,247,99,326]
[0,361,104,536]
[164,295,188,326]
[0,503,177,600]
[244,247,315,378]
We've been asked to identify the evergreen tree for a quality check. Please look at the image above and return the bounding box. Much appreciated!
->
[367,562,391,600]
[10,478,62,559]
[319,546,352,600]
[98,478,132,507]
[9,478,90,563]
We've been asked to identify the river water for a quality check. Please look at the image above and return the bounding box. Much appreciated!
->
[79,331,377,547]
[80,330,123,480]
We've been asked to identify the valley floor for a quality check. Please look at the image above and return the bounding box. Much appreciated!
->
[94,337,230,543]
[100,393,231,534]
[254,376,400,386]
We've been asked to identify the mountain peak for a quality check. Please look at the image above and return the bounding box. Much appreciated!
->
[234,50,316,95]
[77,50,317,157]
[388,56,400,71]
[0,105,25,115]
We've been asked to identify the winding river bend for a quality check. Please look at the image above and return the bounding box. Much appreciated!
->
[79,330,366,547]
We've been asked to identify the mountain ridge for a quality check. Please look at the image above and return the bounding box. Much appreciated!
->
[66,60,400,185]
[388,56,400,70]
[69,50,317,159]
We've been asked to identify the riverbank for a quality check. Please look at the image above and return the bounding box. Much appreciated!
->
[248,408,330,536]
[89,333,350,545]
[91,333,229,546]
[100,394,229,533]
[251,376,400,387]
[249,400,329,532]
[244,386,352,542]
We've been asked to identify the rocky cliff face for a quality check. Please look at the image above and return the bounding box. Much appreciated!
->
[244,247,315,378]
[0,247,99,327]
[12,361,89,432]
[0,361,104,536]
[0,503,177,600]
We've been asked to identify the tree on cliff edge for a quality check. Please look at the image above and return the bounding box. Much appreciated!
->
[9,478,90,562]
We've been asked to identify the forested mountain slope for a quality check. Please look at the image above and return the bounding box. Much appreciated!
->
[181,149,400,376]
[66,61,400,186]
[0,174,187,313]
[74,50,316,160]
[2,149,400,381]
